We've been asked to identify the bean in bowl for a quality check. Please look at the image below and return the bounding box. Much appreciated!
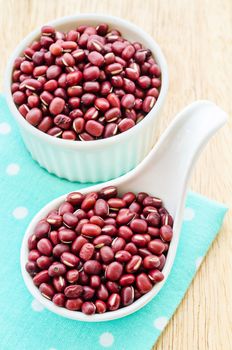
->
[26,186,173,315]
[12,23,161,141]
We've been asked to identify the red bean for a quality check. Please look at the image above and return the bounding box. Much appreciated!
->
[60,252,79,267]
[81,223,101,238]
[119,274,135,287]
[83,260,102,275]
[148,239,165,255]
[37,238,53,256]
[121,286,134,306]
[79,243,95,261]
[48,262,66,277]
[66,298,83,310]
[62,213,78,228]
[160,225,173,242]
[85,120,104,137]
[37,256,53,270]
[121,94,135,109]
[106,63,123,75]
[53,243,70,257]
[100,246,114,263]
[97,284,109,300]
[90,275,101,289]
[81,192,98,211]
[64,284,83,298]
[118,226,133,241]
[88,51,104,66]
[90,215,105,228]
[26,108,42,126]
[107,93,120,108]
[39,283,55,300]
[33,270,50,286]
[94,199,109,218]
[53,293,66,307]
[58,228,76,243]
[126,255,142,273]
[58,202,74,215]
[130,219,148,234]
[26,261,38,275]
[83,66,100,81]
[105,107,121,122]
[118,118,135,133]
[66,269,79,284]
[142,92,156,110]
[143,255,160,269]
[82,301,96,315]
[34,220,50,239]
[136,273,153,294]
[111,237,126,253]
[101,225,117,236]
[125,242,138,255]
[95,300,107,313]
[148,269,164,283]
[82,286,95,300]
[115,250,132,263]
[107,293,120,311]
[28,249,41,261]
[105,261,123,281]
[66,191,84,205]
[161,213,174,227]
[93,235,112,248]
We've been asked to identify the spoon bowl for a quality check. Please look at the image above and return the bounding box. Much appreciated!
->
[21,100,227,321]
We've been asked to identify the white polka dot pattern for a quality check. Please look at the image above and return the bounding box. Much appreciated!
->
[0,122,11,134]
[153,316,168,331]
[12,206,28,219]
[6,163,20,176]
[184,207,195,221]
[31,299,44,312]
[99,332,114,347]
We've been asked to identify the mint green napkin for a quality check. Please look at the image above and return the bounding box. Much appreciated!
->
[0,95,227,350]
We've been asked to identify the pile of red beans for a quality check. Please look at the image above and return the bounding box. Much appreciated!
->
[26,186,173,315]
[12,23,161,141]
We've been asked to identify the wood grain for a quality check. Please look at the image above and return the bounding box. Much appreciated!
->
[0,0,231,349]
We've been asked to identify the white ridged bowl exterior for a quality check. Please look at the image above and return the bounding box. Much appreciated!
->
[4,14,168,183]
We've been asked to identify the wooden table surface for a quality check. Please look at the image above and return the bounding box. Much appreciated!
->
[1,0,231,349]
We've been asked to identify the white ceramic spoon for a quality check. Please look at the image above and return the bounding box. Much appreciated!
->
[21,100,227,322]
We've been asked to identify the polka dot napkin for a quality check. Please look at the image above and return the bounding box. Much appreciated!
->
[0,94,227,350]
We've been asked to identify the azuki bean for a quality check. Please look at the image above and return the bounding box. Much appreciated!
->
[107,293,120,311]
[105,261,123,281]
[65,298,83,311]
[160,225,173,242]
[60,252,79,267]
[143,255,160,269]
[95,300,107,313]
[37,238,53,256]
[39,283,55,300]
[97,284,109,300]
[66,269,79,284]
[83,260,102,275]
[148,269,164,283]
[121,286,134,306]
[33,270,50,286]
[136,273,153,294]
[100,246,114,264]
[52,293,66,307]
[82,301,96,315]
[64,284,83,298]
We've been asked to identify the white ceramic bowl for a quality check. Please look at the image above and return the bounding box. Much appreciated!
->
[5,14,168,183]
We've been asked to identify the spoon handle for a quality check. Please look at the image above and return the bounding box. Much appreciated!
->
[119,100,227,216]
